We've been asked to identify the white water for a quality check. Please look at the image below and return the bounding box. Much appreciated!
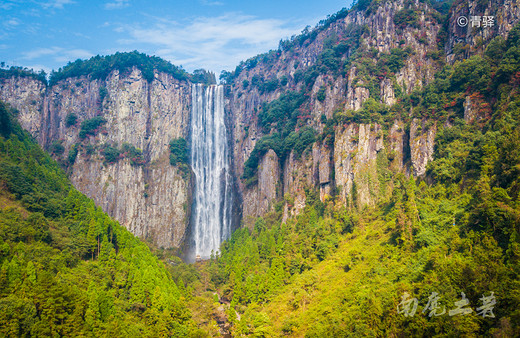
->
[190,84,233,259]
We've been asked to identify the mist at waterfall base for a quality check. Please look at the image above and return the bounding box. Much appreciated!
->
[187,84,234,262]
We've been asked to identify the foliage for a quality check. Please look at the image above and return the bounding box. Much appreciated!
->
[121,143,145,166]
[394,8,420,28]
[65,113,78,127]
[191,69,216,85]
[0,66,47,84]
[98,86,108,103]
[0,107,197,336]
[79,116,106,139]
[169,138,190,179]
[100,144,120,164]
[0,101,13,137]
[317,86,327,102]
[50,140,65,156]
[242,126,317,182]
[49,51,189,86]
[68,144,78,165]
[169,138,188,166]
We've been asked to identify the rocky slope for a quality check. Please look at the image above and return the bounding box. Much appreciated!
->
[225,0,520,220]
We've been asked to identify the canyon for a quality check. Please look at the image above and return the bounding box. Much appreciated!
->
[1,0,519,253]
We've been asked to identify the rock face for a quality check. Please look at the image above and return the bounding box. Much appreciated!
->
[409,119,436,177]
[226,0,519,221]
[226,0,444,219]
[0,68,192,248]
[242,149,281,222]
[0,76,45,137]
[2,0,519,239]
[334,124,385,208]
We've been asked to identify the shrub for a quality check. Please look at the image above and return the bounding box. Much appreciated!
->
[121,143,145,166]
[0,101,12,136]
[317,86,327,102]
[50,140,64,155]
[169,138,188,166]
[394,8,419,28]
[263,77,279,93]
[99,86,108,103]
[65,113,78,127]
[68,144,78,164]
[79,116,106,139]
[101,144,120,164]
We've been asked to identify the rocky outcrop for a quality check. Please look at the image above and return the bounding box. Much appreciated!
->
[242,149,281,222]
[227,0,444,220]
[0,76,45,137]
[409,119,436,177]
[0,68,192,248]
[334,124,385,208]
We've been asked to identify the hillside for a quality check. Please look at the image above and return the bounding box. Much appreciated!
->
[0,101,200,336]
[180,16,520,336]
[172,0,520,335]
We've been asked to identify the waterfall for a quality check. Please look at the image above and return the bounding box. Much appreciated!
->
[190,84,233,259]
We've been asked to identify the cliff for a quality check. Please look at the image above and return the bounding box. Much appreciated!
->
[0,68,192,248]
[225,0,520,220]
[1,0,519,245]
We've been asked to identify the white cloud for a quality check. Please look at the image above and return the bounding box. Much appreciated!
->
[4,18,21,28]
[104,0,130,10]
[200,0,224,6]
[22,47,62,60]
[21,47,92,63]
[0,2,15,10]
[41,0,75,9]
[117,14,303,72]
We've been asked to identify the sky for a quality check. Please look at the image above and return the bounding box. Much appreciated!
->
[1,0,353,75]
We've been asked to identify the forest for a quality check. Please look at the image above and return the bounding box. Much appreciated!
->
[0,101,202,336]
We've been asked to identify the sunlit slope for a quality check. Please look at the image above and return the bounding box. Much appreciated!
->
[0,100,200,337]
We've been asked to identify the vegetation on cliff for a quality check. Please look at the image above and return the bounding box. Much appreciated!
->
[48,51,190,86]
[0,65,47,84]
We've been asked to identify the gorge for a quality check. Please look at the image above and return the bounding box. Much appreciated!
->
[1,0,520,334]
[1,0,519,259]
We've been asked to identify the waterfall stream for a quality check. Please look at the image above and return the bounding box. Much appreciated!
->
[190,84,233,259]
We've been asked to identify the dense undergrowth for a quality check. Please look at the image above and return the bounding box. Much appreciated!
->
[0,101,201,337]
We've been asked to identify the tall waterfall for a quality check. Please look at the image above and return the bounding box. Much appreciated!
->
[190,84,233,259]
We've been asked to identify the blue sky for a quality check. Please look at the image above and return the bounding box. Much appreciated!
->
[1,0,353,75]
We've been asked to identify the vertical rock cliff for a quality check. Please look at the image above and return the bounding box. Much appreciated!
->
[0,68,193,248]
[1,0,519,245]
[225,0,520,221]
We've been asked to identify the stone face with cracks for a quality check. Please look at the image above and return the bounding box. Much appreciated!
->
[1,68,192,248]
